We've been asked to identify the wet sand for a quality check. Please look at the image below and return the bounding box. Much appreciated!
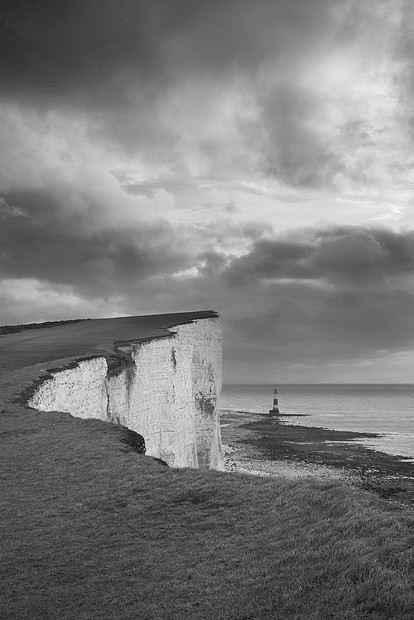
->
[220,410,414,505]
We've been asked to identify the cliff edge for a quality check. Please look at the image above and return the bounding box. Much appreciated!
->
[0,311,223,470]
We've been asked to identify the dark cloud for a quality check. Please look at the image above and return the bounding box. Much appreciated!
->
[0,0,159,97]
[1,0,400,184]
[203,225,414,378]
[226,226,414,285]
[0,187,267,298]
[105,225,414,371]
[1,214,414,380]
[0,0,341,98]
[257,81,349,188]
[0,190,191,295]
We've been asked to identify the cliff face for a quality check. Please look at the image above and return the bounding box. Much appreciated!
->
[28,316,223,470]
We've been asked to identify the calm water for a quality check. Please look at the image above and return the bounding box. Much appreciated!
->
[221,384,414,459]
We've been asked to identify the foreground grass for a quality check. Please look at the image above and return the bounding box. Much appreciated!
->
[1,410,414,619]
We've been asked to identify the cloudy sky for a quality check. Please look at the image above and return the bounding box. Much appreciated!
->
[1,0,414,382]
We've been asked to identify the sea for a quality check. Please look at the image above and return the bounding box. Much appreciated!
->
[220,384,414,460]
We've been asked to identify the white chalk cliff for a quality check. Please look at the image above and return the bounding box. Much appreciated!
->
[28,316,223,470]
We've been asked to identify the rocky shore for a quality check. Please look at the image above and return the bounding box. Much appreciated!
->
[220,410,414,505]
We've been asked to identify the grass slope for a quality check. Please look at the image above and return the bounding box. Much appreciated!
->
[0,319,86,336]
[1,409,414,620]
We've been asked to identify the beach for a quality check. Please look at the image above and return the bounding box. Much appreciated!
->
[220,410,414,505]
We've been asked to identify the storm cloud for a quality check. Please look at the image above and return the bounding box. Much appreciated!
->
[227,227,414,284]
[0,190,190,293]
[1,0,408,180]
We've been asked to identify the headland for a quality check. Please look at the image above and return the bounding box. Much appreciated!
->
[0,310,223,470]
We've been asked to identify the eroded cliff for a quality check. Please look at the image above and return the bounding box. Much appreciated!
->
[28,315,223,470]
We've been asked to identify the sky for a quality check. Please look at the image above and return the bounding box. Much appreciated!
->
[1,0,414,383]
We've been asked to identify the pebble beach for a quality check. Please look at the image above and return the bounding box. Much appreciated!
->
[220,410,414,505]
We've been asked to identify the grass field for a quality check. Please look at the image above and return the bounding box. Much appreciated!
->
[2,407,414,620]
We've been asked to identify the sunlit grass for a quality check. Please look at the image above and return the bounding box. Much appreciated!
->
[1,409,414,619]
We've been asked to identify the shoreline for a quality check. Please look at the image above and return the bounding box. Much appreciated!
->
[220,410,414,505]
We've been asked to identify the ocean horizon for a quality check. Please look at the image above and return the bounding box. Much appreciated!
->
[221,383,414,459]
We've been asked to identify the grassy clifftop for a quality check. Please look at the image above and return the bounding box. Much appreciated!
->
[1,407,414,620]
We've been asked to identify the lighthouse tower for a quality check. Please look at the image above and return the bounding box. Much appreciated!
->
[269,387,280,416]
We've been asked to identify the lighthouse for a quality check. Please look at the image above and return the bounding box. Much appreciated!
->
[269,387,280,416]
